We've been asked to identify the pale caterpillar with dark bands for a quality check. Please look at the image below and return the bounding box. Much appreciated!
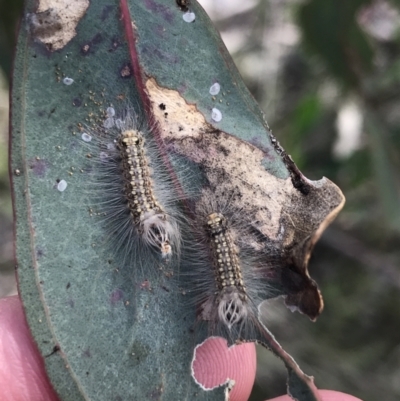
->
[81,106,182,274]
[206,212,248,329]
[118,129,175,258]
[184,188,279,339]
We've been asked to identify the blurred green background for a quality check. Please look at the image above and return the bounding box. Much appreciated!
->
[1,0,399,400]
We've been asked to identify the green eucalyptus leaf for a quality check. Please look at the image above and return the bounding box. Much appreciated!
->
[10,1,345,400]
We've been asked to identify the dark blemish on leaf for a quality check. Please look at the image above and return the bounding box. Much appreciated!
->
[27,9,62,38]
[120,63,132,78]
[144,0,173,23]
[101,5,114,21]
[110,288,124,305]
[29,158,48,177]
[82,348,91,358]
[91,33,103,45]
[269,132,311,195]
[81,33,103,55]
[37,110,46,117]
[219,145,230,157]
[31,40,54,56]
[109,37,121,52]
[160,285,170,292]
[66,282,71,289]
[36,248,44,258]
[72,97,82,107]
[159,103,166,110]
[45,344,60,358]
[48,107,56,118]
[140,280,152,291]
[81,44,90,54]
[154,24,167,38]
[129,340,150,365]
[148,385,163,400]
[164,112,168,118]
[176,0,190,12]
[142,45,179,64]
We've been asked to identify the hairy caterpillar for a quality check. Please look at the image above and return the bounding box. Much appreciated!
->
[205,212,249,329]
[81,106,182,274]
[183,187,280,339]
[117,128,175,258]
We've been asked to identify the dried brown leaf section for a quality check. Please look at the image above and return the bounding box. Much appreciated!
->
[146,78,345,320]
[28,0,89,51]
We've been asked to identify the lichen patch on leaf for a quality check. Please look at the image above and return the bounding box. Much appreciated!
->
[146,77,345,320]
[146,78,208,140]
[146,78,295,241]
[28,0,89,51]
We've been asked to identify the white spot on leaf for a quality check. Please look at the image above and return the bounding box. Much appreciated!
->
[106,107,115,117]
[57,179,67,192]
[115,119,123,129]
[209,83,220,96]
[103,117,115,129]
[183,12,195,23]
[63,77,74,85]
[81,133,92,142]
[211,108,222,122]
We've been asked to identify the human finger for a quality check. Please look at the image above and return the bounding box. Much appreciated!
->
[0,295,60,401]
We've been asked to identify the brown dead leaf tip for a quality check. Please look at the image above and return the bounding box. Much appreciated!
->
[266,258,324,321]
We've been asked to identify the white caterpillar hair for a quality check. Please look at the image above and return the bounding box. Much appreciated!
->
[80,105,183,276]
[182,187,280,340]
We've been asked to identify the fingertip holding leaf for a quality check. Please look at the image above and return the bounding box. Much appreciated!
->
[0,296,60,401]
[191,337,256,401]
[268,390,364,401]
